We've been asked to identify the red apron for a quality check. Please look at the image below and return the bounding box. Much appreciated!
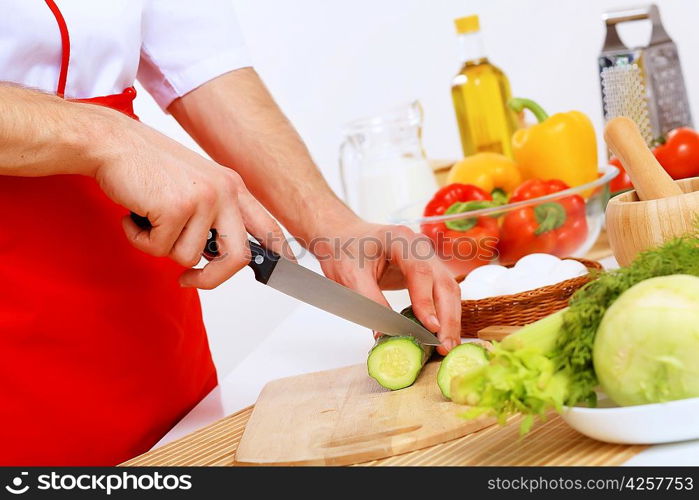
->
[0,1,217,465]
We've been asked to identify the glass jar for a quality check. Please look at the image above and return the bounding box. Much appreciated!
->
[339,101,438,224]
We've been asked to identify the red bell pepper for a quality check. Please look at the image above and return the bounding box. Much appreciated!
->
[652,127,699,180]
[422,183,500,275]
[498,179,588,265]
[423,183,492,217]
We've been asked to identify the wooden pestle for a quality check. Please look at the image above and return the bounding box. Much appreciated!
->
[604,117,683,200]
[604,117,699,266]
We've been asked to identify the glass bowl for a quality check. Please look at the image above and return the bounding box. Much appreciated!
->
[390,165,618,276]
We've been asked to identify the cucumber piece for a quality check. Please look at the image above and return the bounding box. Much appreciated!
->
[366,306,434,390]
[367,336,430,390]
[437,343,488,399]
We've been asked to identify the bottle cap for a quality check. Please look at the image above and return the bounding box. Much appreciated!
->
[454,15,480,34]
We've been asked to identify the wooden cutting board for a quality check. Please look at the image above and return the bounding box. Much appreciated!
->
[234,361,496,466]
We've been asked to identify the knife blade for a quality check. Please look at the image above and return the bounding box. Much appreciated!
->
[247,241,442,346]
[129,213,439,346]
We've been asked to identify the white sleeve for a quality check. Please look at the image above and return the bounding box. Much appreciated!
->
[137,0,252,110]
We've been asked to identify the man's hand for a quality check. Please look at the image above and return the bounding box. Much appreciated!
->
[310,219,462,354]
[0,84,291,289]
[92,111,291,289]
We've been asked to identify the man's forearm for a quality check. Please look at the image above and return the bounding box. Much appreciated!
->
[0,84,114,177]
[169,68,359,244]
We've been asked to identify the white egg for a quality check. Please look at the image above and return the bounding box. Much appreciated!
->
[463,256,584,299]
[495,261,562,295]
[459,265,508,300]
[496,274,534,295]
[465,265,508,284]
[513,253,562,274]
[506,272,555,295]
[549,259,589,283]
[459,279,497,300]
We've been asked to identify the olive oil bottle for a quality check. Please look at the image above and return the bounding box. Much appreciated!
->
[452,15,518,158]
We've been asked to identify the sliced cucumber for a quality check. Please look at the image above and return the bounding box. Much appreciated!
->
[437,343,489,399]
[367,306,434,390]
[367,336,430,390]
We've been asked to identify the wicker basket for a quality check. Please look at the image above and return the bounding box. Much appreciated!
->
[459,258,603,338]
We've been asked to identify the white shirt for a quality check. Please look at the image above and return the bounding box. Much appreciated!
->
[0,0,251,109]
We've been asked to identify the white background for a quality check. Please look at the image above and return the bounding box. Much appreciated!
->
[133,0,699,376]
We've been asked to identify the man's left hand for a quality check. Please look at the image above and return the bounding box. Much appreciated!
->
[309,219,461,355]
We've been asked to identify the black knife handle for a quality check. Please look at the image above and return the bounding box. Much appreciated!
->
[130,212,281,280]
[129,212,220,260]
[247,239,281,284]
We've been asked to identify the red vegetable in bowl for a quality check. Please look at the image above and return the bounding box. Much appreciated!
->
[498,179,588,265]
[421,183,500,275]
[423,183,492,217]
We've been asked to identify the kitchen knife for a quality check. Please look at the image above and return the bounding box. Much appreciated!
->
[246,240,441,346]
[130,213,441,346]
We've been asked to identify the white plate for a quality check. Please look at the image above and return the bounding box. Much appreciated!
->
[561,395,699,444]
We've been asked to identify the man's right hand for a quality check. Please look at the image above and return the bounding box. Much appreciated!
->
[91,109,290,289]
[0,84,289,289]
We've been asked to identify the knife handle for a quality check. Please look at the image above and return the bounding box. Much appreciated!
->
[130,212,281,280]
[247,239,281,284]
[129,212,220,260]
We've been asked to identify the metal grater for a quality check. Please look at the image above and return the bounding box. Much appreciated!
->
[599,4,692,148]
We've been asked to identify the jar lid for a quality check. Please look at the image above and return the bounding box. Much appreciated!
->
[454,15,480,34]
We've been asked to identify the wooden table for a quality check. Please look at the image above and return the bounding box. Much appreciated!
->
[123,405,646,466]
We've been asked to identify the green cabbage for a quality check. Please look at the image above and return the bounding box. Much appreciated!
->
[594,275,699,406]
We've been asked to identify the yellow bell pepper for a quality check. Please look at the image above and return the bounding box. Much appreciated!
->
[446,152,522,198]
[509,98,598,188]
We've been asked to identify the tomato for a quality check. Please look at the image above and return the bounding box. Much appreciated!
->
[653,128,699,180]
[609,157,634,193]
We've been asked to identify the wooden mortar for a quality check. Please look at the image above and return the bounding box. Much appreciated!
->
[605,117,699,266]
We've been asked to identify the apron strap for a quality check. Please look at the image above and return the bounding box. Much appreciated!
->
[74,87,139,120]
[43,0,138,118]
[44,0,71,98]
